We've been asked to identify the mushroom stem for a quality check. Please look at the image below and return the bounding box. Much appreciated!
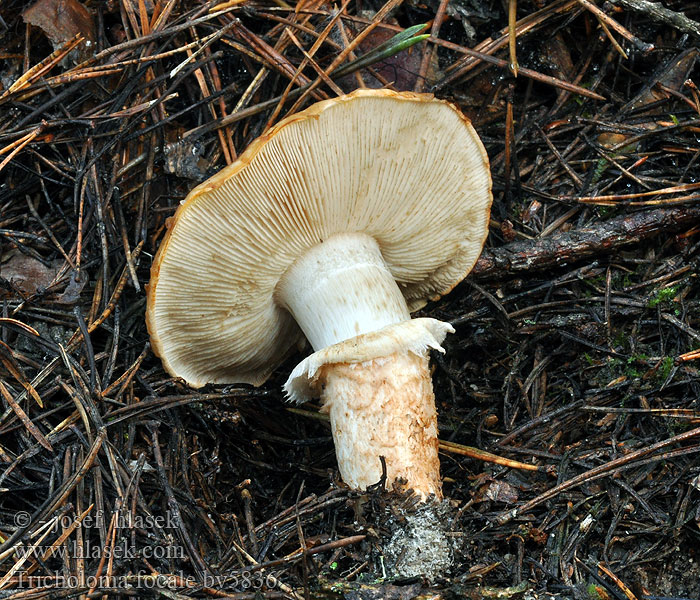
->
[277,233,453,498]
[276,233,410,350]
[319,351,442,499]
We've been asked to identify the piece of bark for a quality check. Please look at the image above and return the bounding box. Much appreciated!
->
[608,0,700,40]
[471,206,700,280]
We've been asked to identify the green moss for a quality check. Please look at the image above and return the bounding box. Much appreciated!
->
[612,330,629,351]
[648,285,679,308]
[624,353,649,378]
[658,356,674,381]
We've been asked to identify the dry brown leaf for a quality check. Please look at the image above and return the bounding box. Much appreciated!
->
[23,0,95,61]
[0,253,61,298]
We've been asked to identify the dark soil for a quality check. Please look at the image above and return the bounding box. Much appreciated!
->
[1,0,699,599]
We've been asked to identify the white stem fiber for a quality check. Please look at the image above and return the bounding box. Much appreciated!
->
[276,233,410,350]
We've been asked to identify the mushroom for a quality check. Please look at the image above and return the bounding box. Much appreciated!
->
[146,89,492,499]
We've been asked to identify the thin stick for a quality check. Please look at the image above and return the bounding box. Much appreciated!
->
[0,382,52,452]
[496,426,700,524]
[415,0,448,92]
[576,0,654,52]
[509,0,519,76]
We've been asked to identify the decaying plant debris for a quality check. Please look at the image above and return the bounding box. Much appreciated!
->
[0,0,699,598]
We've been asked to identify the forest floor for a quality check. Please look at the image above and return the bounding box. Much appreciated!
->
[1,0,700,598]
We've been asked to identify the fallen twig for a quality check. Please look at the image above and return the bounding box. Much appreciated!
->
[472,207,700,279]
[609,0,700,39]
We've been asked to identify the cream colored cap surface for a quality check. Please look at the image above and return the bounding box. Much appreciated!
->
[146,89,492,387]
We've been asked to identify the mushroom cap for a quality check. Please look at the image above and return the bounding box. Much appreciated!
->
[146,89,492,387]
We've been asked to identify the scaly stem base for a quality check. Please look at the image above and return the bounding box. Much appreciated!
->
[319,351,441,499]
